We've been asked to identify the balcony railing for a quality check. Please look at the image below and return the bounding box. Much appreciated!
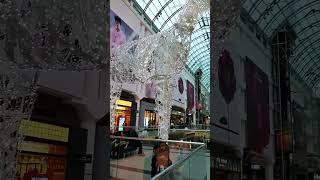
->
[110,136,209,180]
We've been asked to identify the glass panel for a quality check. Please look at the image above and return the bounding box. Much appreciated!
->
[110,134,205,180]
[152,145,209,180]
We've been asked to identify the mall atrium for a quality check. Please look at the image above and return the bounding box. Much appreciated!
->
[0,0,320,180]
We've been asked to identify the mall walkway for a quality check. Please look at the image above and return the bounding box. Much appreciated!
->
[110,146,210,180]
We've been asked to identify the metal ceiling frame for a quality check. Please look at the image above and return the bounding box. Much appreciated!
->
[188,40,210,60]
[259,0,319,32]
[135,0,210,89]
[244,0,320,88]
[189,50,210,69]
[152,0,174,21]
[159,7,183,30]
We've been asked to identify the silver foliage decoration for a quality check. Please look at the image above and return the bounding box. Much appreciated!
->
[154,78,175,140]
[0,70,37,180]
[111,0,210,139]
[0,0,108,70]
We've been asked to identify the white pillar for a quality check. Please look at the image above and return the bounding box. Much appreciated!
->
[193,112,197,125]
[135,98,140,131]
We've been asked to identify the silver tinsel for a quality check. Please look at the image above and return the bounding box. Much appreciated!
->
[0,0,108,70]
[0,70,37,180]
[110,0,210,139]
[154,78,175,140]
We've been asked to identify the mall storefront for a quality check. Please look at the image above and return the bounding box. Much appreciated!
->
[16,91,88,180]
[171,106,185,126]
[139,98,158,129]
[211,142,241,180]
[17,120,69,180]
[114,91,137,131]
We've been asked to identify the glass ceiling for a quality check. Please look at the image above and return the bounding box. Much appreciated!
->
[243,0,320,91]
[134,0,210,90]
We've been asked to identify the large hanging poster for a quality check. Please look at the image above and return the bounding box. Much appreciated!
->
[186,80,195,114]
[245,57,270,153]
[110,10,139,55]
[218,50,236,104]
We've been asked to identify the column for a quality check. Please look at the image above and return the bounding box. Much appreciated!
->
[193,112,197,126]
[135,98,141,131]
[92,114,109,180]
[79,110,97,180]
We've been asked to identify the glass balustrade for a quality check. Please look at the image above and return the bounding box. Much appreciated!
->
[110,135,208,180]
[151,144,210,180]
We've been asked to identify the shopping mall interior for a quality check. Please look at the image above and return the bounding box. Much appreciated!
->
[1,0,320,180]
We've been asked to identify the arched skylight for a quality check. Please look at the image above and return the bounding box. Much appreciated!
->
[243,0,320,91]
[134,0,210,90]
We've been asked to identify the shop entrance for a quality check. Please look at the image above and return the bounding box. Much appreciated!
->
[115,99,132,131]
[171,106,185,127]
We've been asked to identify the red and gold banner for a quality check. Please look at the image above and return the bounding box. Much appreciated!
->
[186,80,195,113]
[245,57,270,153]
[16,153,67,180]
[18,141,67,155]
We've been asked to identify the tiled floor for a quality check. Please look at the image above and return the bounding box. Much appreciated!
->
[110,147,153,180]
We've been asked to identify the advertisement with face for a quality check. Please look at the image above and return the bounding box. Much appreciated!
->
[110,10,139,56]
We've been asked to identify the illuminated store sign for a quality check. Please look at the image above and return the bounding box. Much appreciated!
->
[17,154,66,180]
[18,141,67,155]
[19,120,69,142]
[116,100,132,107]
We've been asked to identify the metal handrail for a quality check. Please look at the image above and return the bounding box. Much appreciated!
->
[110,135,205,146]
[169,129,210,132]
[151,144,206,180]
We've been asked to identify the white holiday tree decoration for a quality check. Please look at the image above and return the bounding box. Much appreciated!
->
[111,0,211,139]
[111,0,243,139]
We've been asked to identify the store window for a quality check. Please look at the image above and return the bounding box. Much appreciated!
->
[115,100,132,131]
[171,109,185,126]
[17,120,69,180]
[144,110,157,128]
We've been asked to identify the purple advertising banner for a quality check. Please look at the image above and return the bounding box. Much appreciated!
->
[186,80,195,114]
[245,57,270,154]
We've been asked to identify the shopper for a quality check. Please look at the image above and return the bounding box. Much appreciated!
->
[151,141,161,177]
[123,128,144,155]
[151,142,173,178]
